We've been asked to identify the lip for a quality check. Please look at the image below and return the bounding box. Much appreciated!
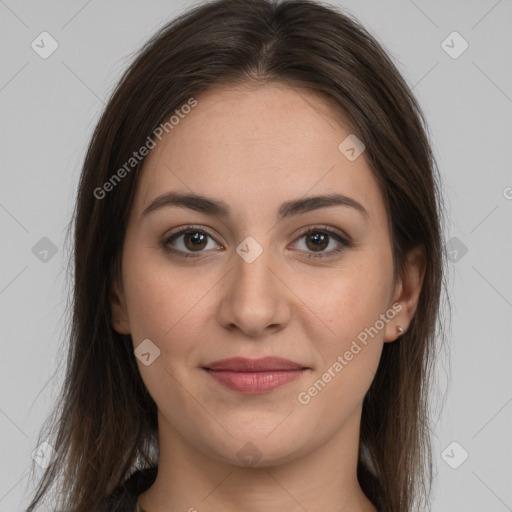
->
[204,356,305,372]
[203,357,308,394]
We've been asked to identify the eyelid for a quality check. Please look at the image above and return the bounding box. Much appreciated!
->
[292,224,351,244]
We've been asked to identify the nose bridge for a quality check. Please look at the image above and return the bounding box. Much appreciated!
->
[217,234,290,335]
[232,235,277,303]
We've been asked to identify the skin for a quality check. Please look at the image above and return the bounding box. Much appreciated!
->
[110,82,425,512]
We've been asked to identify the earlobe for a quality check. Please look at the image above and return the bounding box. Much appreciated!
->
[384,245,426,343]
[109,277,131,334]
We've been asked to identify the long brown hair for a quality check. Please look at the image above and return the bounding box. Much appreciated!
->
[25,1,448,511]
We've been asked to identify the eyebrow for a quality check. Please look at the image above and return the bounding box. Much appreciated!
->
[142,191,368,221]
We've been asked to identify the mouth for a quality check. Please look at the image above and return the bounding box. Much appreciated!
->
[202,357,309,394]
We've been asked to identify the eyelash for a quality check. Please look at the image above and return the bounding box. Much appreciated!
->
[160,224,352,260]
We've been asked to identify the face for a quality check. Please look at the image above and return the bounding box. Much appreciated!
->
[111,82,416,467]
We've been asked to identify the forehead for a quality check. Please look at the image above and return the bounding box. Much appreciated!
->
[130,82,386,224]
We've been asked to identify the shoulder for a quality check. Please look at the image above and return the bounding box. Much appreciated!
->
[99,466,158,512]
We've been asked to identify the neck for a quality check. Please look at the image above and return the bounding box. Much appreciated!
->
[138,408,376,512]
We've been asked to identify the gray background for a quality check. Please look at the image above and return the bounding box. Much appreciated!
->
[1,0,511,510]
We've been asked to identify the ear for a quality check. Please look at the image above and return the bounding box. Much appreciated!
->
[383,245,426,343]
[110,275,131,334]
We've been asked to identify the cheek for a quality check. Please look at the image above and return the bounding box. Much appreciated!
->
[121,242,207,341]
[295,253,394,407]
[298,252,393,340]
[294,273,391,418]
[121,250,208,405]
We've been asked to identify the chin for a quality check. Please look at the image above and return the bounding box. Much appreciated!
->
[199,429,312,469]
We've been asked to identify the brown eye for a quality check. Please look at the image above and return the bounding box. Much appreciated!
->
[292,226,351,259]
[305,232,329,252]
[161,226,222,258]
[183,231,208,251]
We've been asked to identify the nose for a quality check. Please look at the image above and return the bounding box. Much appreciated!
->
[216,243,292,338]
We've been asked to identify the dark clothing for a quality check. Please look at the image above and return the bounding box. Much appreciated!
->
[101,466,158,512]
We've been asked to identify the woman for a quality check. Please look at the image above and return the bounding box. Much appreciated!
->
[25,0,448,511]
